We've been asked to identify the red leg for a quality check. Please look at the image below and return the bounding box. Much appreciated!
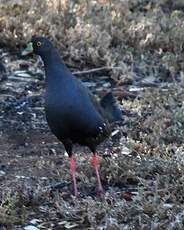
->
[91,153,104,194]
[69,157,78,196]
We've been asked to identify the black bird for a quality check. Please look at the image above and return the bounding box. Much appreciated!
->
[22,36,123,196]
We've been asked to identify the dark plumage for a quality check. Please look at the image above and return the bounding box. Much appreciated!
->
[22,36,123,196]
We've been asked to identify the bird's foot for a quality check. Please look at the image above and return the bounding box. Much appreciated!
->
[73,188,79,197]
[96,186,104,196]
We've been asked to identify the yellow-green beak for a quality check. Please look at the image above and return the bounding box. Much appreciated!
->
[21,42,33,56]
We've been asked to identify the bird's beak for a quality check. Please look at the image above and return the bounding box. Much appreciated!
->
[21,42,33,56]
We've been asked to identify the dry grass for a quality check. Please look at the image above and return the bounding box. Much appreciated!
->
[0,0,184,229]
[0,0,184,71]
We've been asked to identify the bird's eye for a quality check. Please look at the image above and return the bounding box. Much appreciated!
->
[37,41,42,47]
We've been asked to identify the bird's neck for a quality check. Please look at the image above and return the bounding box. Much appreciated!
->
[41,49,61,68]
[41,49,69,79]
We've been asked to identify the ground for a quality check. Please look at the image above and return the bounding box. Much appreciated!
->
[0,0,184,230]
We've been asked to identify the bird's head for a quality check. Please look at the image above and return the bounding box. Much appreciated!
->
[22,36,53,57]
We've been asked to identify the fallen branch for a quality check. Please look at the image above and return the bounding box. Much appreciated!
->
[73,66,122,75]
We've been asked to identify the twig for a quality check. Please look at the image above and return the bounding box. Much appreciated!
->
[73,66,122,75]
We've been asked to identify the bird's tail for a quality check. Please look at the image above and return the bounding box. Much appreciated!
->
[100,92,123,123]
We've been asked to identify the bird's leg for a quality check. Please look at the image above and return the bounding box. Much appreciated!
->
[91,153,104,194]
[69,157,78,196]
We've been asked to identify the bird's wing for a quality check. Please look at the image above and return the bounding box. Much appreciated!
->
[75,78,107,120]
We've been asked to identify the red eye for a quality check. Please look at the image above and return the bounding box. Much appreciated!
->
[37,41,42,47]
